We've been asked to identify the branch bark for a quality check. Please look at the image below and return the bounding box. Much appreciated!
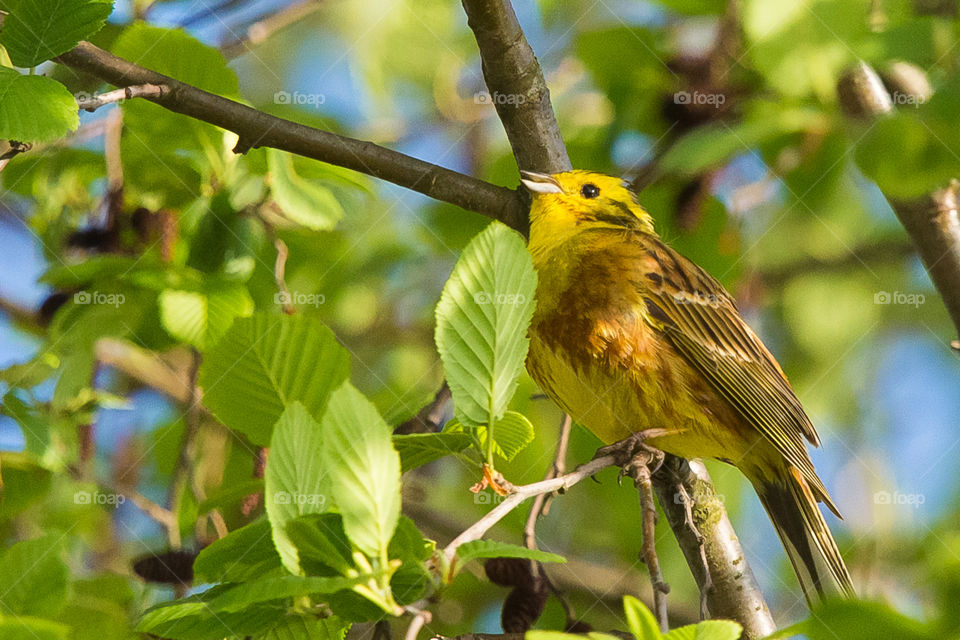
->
[838,62,960,346]
[55,42,529,233]
[653,458,775,639]
[461,0,571,175]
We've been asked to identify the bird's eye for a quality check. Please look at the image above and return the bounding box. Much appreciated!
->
[581,183,600,199]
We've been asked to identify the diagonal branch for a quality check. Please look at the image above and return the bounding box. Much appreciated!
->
[55,42,529,233]
[461,0,571,175]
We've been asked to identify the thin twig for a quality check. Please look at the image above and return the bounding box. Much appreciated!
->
[523,413,571,549]
[631,462,669,632]
[443,455,617,566]
[167,350,203,548]
[76,83,169,112]
[220,0,324,59]
[404,608,433,640]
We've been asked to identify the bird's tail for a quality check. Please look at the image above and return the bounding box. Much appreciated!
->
[748,465,855,605]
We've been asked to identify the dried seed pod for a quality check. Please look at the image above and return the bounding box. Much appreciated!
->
[132,549,197,585]
[501,586,548,633]
[484,557,536,589]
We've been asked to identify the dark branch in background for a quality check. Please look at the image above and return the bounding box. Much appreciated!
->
[838,62,960,348]
[461,0,571,176]
[56,43,529,233]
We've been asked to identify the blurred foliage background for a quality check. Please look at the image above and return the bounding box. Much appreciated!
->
[2,0,960,637]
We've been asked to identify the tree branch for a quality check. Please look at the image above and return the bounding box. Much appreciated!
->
[55,42,529,233]
[653,457,775,639]
[461,0,571,175]
[838,62,960,346]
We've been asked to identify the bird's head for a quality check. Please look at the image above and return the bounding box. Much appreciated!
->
[521,170,656,249]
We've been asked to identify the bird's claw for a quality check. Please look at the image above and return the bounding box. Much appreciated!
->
[594,429,668,481]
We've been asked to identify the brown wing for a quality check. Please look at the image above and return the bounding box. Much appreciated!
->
[634,235,838,513]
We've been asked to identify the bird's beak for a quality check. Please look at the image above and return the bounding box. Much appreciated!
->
[520,170,563,194]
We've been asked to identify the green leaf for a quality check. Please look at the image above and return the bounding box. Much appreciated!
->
[454,540,565,572]
[662,620,741,640]
[159,282,253,349]
[0,68,79,142]
[193,518,282,584]
[320,383,401,559]
[792,600,935,640]
[0,0,113,66]
[253,615,351,640]
[265,403,333,575]
[137,593,281,640]
[209,575,365,613]
[112,24,237,95]
[435,221,537,428]
[267,149,345,231]
[285,514,355,576]
[392,432,473,472]
[477,411,534,461]
[0,616,70,640]
[623,595,662,640]
[0,535,69,617]
[199,313,350,445]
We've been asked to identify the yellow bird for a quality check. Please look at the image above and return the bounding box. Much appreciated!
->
[521,169,854,605]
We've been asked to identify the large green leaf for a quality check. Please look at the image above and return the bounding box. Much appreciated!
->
[0,535,69,617]
[267,149,345,231]
[320,383,401,559]
[199,313,350,445]
[454,540,565,571]
[662,621,742,640]
[434,222,537,428]
[208,575,365,613]
[0,0,113,67]
[785,600,935,640]
[136,593,281,640]
[265,403,332,575]
[623,595,661,640]
[285,514,355,576]
[392,432,473,472]
[446,411,534,462]
[159,282,253,349]
[193,518,282,584]
[0,68,79,142]
[253,615,351,640]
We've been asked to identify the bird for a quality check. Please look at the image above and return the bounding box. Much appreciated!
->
[520,168,855,605]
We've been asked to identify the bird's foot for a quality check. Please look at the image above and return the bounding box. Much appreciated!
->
[594,429,668,483]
